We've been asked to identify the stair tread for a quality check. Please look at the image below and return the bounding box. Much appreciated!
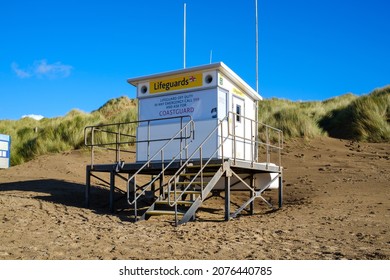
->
[167,190,201,195]
[174,181,203,185]
[146,210,185,216]
[179,172,216,176]
[156,200,194,205]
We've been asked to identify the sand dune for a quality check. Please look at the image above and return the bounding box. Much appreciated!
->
[0,137,389,259]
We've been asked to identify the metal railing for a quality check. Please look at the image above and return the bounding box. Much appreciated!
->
[228,111,283,169]
[84,115,194,166]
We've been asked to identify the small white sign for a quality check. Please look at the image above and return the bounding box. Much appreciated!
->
[0,134,10,168]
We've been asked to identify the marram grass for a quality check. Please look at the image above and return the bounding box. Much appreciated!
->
[0,96,137,165]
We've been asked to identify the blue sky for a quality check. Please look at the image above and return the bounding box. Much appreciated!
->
[0,0,389,120]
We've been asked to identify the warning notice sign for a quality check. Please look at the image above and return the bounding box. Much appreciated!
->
[139,89,216,122]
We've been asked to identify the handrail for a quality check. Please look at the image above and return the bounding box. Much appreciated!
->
[228,111,283,168]
[126,118,195,207]
[84,115,193,166]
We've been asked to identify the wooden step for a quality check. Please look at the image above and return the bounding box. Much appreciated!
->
[168,190,201,195]
[155,200,194,206]
[145,210,185,216]
[174,181,202,186]
[179,172,216,177]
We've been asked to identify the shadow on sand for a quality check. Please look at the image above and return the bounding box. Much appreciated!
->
[0,179,291,223]
[0,179,130,215]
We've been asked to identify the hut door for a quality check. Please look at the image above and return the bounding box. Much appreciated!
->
[232,96,245,159]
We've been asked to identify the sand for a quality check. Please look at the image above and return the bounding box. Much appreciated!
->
[0,137,389,260]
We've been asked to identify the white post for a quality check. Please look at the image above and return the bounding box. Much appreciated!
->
[184,3,187,69]
[255,0,259,93]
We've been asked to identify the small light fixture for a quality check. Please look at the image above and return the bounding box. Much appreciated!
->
[141,85,148,94]
[205,74,213,84]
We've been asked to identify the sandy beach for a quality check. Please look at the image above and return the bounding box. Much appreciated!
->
[0,137,389,260]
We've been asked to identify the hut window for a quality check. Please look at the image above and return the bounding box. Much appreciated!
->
[236,104,241,122]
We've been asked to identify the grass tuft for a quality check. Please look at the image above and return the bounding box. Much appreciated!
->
[319,86,390,141]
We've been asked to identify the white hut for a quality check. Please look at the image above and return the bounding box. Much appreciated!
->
[128,62,262,163]
[85,62,283,225]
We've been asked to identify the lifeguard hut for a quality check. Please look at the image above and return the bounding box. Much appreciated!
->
[84,62,283,225]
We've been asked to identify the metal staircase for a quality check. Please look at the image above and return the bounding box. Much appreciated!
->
[150,163,229,224]
[142,164,226,225]
[126,116,230,225]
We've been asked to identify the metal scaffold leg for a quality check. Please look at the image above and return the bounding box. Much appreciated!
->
[85,166,91,208]
[224,174,231,221]
[109,170,115,213]
[249,175,255,215]
[249,190,254,215]
[278,172,283,208]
